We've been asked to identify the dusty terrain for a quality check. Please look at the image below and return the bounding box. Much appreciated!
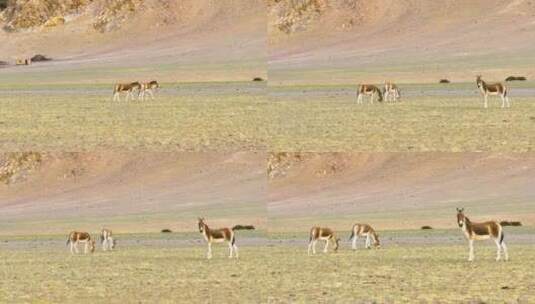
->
[0,151,266,235]
[0,0,266,84]
[268,152,535,231]
[269,0,535,85]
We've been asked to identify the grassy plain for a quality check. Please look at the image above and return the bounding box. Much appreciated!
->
[1,82,533,151]
[2,231,534,303]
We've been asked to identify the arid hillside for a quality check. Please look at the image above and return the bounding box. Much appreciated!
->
[268,152,535,231]
[0,0,266,83]
[269,0,535,84]
[0,152,266,235]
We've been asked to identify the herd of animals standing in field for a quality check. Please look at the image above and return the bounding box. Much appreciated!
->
[67,209,510,263]
[357,76,512,108]
[108,76,513,108]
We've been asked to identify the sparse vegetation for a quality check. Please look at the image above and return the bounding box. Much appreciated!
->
[2,232,535,303]
[0,152,42,184]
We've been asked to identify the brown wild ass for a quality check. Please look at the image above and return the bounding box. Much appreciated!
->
[100,228,116,251]
[457,208,508,261]
[198,217,238,259]
[307,227,340,255]
[476,75,510,108]
[139,80,160,101]
[383,81,401,103]
[66,231,95,254]
[357,84,383,104]
[112,82,142,101]
[349,223,380,250]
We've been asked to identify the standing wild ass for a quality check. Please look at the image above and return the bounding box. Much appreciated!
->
[476,75,510,108]
[349,223,381,250]
[112,82,142,101]
[357,84,383,104]
[307,227,340,255]
[66,231,95,254]
[139,80,160,101]
[383,81,401,103]
[100,228,116,251]
[456,208,508,261]
[198,217,238,259]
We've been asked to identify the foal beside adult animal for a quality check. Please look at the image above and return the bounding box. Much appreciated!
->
[457,208,508,262]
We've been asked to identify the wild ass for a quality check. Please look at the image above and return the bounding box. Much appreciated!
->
[476,75,510,108]
[349,223,380,250]
[383,81,401,103]
[112,82,142,101]
[357,84,383,104]
[66,231,95,254]
[100,228,116,251]
[456,208,508,261]
[307,227,340,255]
[198,217,238,259]
[139,80,160,101]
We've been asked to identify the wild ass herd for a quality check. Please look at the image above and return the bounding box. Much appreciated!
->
[68,209,510,262]
[112,80,160,101]
[357,76,510,108]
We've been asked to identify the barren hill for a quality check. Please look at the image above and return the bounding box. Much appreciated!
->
[269,0,535,84]
[0,152,266,235]
[268,152,535,231]
[0,0,266,83]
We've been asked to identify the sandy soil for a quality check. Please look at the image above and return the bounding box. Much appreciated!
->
[268,153,535,230]
[269,0,535,84]
[0,152,266,235]
[0,0,266,83]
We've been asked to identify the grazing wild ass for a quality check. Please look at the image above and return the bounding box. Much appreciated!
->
[383,81,401,103]
[457,208,508,261]
[112,82,142,101]
[100,228,116,251]
[139,80,160,101]
[307,227,340,255]
[198,217,238,259]
[476,75,510,108]
[349,223,380,250]
[357,84,383,104]
[66,231,95,254]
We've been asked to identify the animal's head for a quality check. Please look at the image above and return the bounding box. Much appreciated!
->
[90,240,96,253]
[333,238,341,252]
[476,75,483,86]
[198,217,206,233]
[456,208,466,227]
[374,236,381,249]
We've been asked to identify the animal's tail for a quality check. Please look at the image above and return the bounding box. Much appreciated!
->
[377,88,383,102]
[231,234,236,246]
[500,230,505,244]
[66,234,71,246]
